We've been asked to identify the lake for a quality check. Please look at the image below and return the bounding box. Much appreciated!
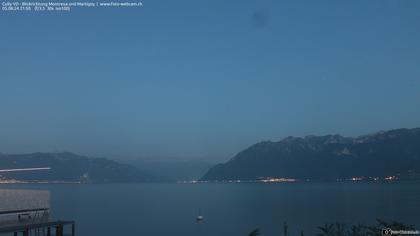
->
[0,182,419,236]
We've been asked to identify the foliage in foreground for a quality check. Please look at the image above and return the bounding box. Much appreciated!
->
[247,219,416,236]
[248,228,260,236]
[317,219,416,236]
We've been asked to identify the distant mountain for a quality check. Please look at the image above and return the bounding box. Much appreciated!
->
[201,128,420,181]
[0,152,158,183]
[123,158,213,181]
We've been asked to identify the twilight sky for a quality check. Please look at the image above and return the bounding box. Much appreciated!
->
[1,0,419,162]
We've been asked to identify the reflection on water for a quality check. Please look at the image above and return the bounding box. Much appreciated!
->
[0,189,50,211]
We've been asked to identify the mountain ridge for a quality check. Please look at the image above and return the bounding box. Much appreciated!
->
[201,128,420,181]
[0,152,160,183]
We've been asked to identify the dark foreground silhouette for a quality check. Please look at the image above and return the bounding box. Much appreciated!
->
[248,219,417,236]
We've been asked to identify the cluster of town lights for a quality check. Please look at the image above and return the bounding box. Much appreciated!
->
[178,176,399,184]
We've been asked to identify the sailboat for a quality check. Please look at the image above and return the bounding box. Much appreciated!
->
[196,209,204,222]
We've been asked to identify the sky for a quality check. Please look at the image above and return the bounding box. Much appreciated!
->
[1,0,419,162]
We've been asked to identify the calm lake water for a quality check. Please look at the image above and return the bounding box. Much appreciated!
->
[0,182,419,236]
